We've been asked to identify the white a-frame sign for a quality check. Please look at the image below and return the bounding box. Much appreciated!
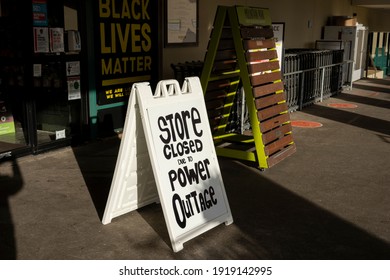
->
[102,77,233,252]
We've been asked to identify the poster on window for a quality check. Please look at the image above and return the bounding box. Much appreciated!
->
[33,27,49,53]
[67,76,81,100]
[32,0,48,27]
[50,28,65,53]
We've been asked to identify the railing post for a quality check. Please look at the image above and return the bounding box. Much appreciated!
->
[320,66,325,102]
[299,72,305,110]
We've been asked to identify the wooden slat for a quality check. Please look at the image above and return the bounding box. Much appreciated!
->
[204,90,228,101]
[257,103,288,121]
[267,143,297,168]
[218,39,234,50]
[248,61,280,74]
[262,124,292,145]
[207,108,224,119]
[209,114,224,121]
[240,27,274,39]
[255,92,286,109]
[221,27,233,39]
[206,99,225,110]
[264,134,294,156]
[243,39,276,50]
[253,82,284,98]
[209,119,222,131]
[215,49,237,60]
[246,50,278,62]
[214,133,254,143]
[207,80,234,91]
[213,60,237,72]
[250,71,282,86]
[260,113,290,132]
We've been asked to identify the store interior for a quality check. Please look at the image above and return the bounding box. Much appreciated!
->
[0,0,81,156]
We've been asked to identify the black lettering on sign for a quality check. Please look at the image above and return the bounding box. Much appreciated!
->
[158,108,202,144]
[168,159,210,192]
[160,104,218,229]
[172,186,218,229]
[163,139,203,160]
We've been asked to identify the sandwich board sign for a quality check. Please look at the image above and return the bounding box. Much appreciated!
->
[102,77,233,252]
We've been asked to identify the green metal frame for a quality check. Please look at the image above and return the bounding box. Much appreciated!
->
[200,6,271,169]
[228,7,268,168]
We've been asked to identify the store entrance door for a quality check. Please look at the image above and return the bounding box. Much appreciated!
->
[0,0,84,161]
[0,65,81,160]
[0,0,33,160]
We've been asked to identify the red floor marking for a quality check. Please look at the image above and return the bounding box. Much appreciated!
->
[328,103,358,108]
[291,120,323,128]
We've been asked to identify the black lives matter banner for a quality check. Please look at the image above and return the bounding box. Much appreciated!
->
[95,0,159,105]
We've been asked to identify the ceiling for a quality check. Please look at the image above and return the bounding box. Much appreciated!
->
[357,4,390,9]
[352,0,390,10]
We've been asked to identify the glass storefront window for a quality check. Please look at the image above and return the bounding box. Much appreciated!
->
[0,0,83,159]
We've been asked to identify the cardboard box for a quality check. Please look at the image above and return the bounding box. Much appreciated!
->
[328,16,357,26]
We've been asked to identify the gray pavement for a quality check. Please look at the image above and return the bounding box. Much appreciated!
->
[0,78,389,259]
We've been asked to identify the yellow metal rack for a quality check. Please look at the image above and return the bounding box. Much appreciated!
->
[200,6,296,169]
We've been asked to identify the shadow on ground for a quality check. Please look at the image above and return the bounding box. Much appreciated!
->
[302,103,390,135]
[0,160,24,259]
[72,138,121,220]
[72,138,390,259]
[215,159,390,259]
[353,77,390,94]
[338,91,390,109]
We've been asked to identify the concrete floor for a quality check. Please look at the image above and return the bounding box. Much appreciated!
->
[0,78,389,260]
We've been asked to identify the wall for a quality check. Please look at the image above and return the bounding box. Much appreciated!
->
[365,8,390,31]
[162,0,390,79]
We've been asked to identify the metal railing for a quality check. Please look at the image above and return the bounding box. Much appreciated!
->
[171,49,351,114]
[170,61,204,85]
[283,49,350,111]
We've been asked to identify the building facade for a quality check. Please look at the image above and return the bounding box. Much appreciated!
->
[0,0,162,160]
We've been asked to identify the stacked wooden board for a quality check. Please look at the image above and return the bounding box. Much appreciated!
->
[200,6,296,169]
[201,9,241,137]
